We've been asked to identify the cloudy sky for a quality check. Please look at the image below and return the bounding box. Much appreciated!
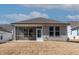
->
[0,4,79,24]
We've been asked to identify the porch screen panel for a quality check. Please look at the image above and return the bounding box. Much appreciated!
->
[24,28,28,37]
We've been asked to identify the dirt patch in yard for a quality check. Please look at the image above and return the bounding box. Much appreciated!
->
[0,41,79,55]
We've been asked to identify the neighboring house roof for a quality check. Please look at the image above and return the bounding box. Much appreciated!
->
[0,24,13,33]
[12,17,69,25]
[68,21,79,30]
[0,27,11,33]
[69,21,79,27]
[71,27,79,30]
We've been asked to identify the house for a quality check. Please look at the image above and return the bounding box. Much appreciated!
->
[12,17,69,41]
[68,21,79,40]
[0,24,13,42]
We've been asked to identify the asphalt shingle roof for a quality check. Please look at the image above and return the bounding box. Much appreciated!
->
[69,21,79,27]
[0,24,13,33]
[12,17,69,24]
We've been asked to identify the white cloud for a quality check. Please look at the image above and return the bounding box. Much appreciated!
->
[30,11,48,18]
[0,11,48,22]
[21,4,79,11]
[3,14,28,20]
[67,15,79,21]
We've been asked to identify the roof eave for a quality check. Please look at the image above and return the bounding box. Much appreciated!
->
[12,23,69,25]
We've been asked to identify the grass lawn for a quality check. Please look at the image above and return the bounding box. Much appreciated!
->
[0,41,79,55]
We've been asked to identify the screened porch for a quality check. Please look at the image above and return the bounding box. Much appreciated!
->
[15,27,42,40]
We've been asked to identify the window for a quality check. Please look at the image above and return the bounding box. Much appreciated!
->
[77,29,79,36]
[0,34,3,40]
[49,26,54,36]
[55,26,60,36]
[71,31,72,35]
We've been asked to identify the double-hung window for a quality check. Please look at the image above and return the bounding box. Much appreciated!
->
[49,26,54,36]
[55,26,60,36]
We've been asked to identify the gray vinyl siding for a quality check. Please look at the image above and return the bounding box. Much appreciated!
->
[43,25,49,40]
[60,26,67,35]
[42,25,67,40]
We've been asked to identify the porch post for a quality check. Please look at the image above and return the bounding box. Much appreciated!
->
[13,26,16,41]
[54,26,55,37]
[28,28,29,39]
[42,26,43,41]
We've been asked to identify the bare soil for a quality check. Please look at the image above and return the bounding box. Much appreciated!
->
[0,41,79,55]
